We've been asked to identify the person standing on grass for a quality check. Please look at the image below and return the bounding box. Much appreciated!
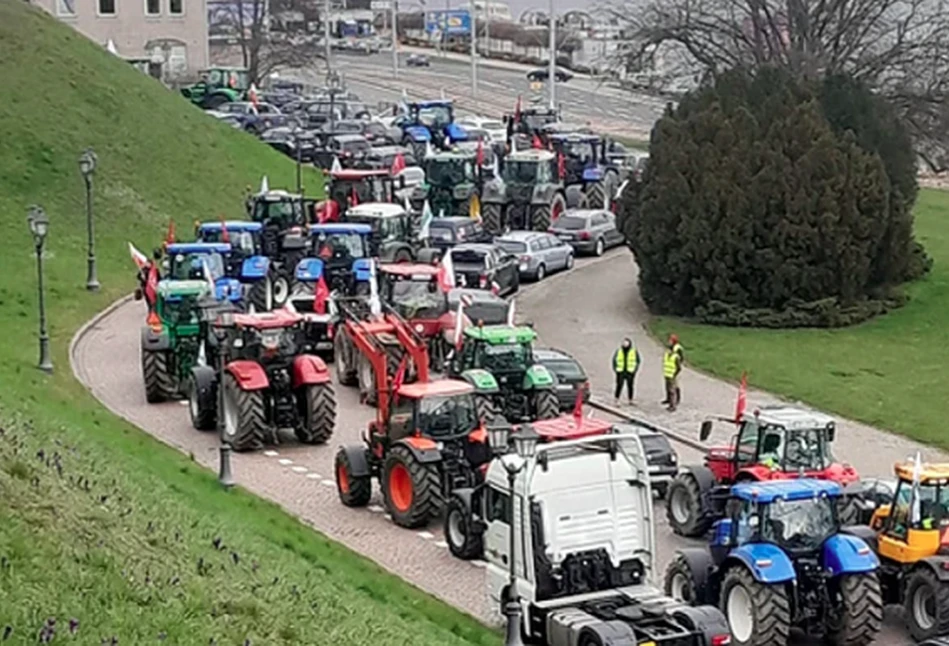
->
[612,337,640,405]
[662,334,684,411]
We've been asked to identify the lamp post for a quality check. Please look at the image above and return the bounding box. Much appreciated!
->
[214,310,236,488]
[293,127,303,193]
[27,206,53,374]
[391,0,399,78]
[79,148,100,291]
[327,70,341,135]
[547,0,556,110]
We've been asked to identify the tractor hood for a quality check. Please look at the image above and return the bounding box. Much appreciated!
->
[405,125,431,142]
[444,122,468,142]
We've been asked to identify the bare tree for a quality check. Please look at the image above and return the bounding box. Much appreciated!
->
[606,0,949,168]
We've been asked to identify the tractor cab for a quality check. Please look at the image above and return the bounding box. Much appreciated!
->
[548,133,605,184]
[868,462,949,554]
[164,243,243,303]
[388,380,483,443]
[505,106,560,142]
[247,190,313,286]
[151,279,211,336]
[379,264,448,323]
[399,100,468,154]
[323,168,403,221]
[306,223,373,295]
[700,406,858,485]
[480,148,565,234]
[194,221,270,280]
[248,189,312,230]
[413,151,481,218]
[344,202,419,262]
[181,67,249,109]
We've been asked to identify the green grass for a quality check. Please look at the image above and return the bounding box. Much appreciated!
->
[0,2,498,644]
[650,189,949,449]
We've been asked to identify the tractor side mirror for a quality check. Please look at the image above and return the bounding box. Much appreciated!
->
[700,420,713,441]
[826,423,836,442]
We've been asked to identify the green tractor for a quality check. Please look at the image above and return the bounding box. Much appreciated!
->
[180,67,249,110]
[479,149,566,235]
[410,150,482,218]
[446,323,560,423]
[140,280,231,404]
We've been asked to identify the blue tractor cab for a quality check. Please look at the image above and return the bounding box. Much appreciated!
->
[303,223,372,296]
[664,479,883,646]
[164,242,244,304]
[193,220,271,287]
[399,100,468,157]
[548,132,619,209]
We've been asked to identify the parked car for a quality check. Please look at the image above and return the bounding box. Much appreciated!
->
[361,145,417,171]
[216,101,285,134]
[211,114,244,129]
[428,217,491,253]
[313,134,371,169]
[547,209,625,256]
[613,424,678,499]
[456,115,507,143]
[304,100,370,128]
[260,127,317,162]
[407,53,430,67]
[527,66,574,83]
[494,231,574,281]
[448,288,509,326]
[448,243,519,296]
[533,347,589,412]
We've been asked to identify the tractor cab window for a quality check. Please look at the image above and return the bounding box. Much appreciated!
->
[416,394,478,438]
[480,342,530,373]
[208,69,223,86]
[315,232,368,260]
[504,161,538,184]
[735,420,760,467]
[428,159,466,186]
[784,428,831,471]
[227,70,248,90]
[486,485,511,524]
[170,252,224,281]
[729,499,757,545]
[537,160,552,183]
[758,428,784,468]
[761,496,836,552]
[417,105,451,128]
[232,231,256,254]
[389,279,446,318]
[163,295,202,326]
[887,481,949,538]
[253,199,302,227]
[388,397,415,441]
[561,141,593,164]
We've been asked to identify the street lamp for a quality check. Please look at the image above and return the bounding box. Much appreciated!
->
[497,424,540,646]
[214,310,236,488]
[79,148,100,291]
[27,206,53,374]
[327,70,342,135]
[292,127,303,194]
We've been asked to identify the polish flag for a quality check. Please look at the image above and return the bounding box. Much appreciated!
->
[129,242,148,270]
[437,252,455,293]
[734,372,748,422]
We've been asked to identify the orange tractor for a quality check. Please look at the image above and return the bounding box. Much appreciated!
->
[333,301,492,528]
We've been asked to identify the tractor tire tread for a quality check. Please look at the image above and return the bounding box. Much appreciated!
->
[297,382,336,444]
[482,203,503,236]
[826,573,883,646]
[906,568,949,641]
[533,390,560,420]
[664,552,701,605]
[223,373,266,452]
[384,445,442,528]
[444,494,483,560]
[722,566,791,646]
[666,472,713,537]
[142,350,176,403]
[475,394,500,426]
[335,447,372,507]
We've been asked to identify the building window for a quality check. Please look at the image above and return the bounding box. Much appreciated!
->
[57,0,76,16]
[98,0,116,15]
[146,0,160,14]
[169,0,183,15]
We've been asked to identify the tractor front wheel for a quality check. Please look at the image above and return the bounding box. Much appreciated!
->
[296,382,336,444]
[666,473,712,537]
[444,494,483,560]
[721,567,791,646]
[335,447,372,507]
[905,568,949,641]
[825,573,883,646]
[482,203,503,236]
[532,390,560,420]
[335,331,357,386]
[142,349,175,403]
[383,445,442,528]
[474,394,500,426]
[221,372,266,452]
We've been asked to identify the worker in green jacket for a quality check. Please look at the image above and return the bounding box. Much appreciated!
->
[612,337,641,405]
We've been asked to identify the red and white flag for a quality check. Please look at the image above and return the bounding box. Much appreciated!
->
[164,219,176,247]
[572,386,584,425]
[390,152,406,176]
[248,83,260,109]
[129,242,148,270]
[437,252,455,293]
[506,298,516,326]
[453,294,471,350]
[313,273,330,314]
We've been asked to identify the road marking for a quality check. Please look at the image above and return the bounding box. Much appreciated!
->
[368,505,385,513]
[178,400,189,406]
[434,540,448,548]
[306,472,322,480]
[278,458,293,466]
[321,479,335,487]
[263,450,279,457]
[417,531,435,540]
[471,560,487,568]
[384,514,392,521]
[291,466,308,473]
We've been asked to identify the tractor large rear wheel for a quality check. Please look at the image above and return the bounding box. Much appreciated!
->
[335,447,372,507]
[142,349,176,403]
[530,194,565,232]
[482,203,503,236]
[531,390,560,420]
[585,180,609,210]
[825,573,883,646]
[721,567,791,646]
[296,382,336,444]
[187,376,216,431]
[664,552,703,605]
[221,372,266,452]
[383,445,442,528]
[444,493,483,560]
[474,394,500,426]
[335,331,357,386]
[905,568,949,641]
[666,473,712,537]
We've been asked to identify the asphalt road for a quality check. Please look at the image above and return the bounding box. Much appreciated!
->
[71,248,935,644]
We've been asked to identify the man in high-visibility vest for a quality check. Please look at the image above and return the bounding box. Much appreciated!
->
[662,334,684,411]
[612,337,641,405]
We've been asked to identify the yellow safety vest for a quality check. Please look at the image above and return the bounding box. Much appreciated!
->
[672,342,683,358]
[614,348,637,373]
[663,350,679,378]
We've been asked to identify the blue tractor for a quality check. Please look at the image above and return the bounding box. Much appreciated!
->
[303,223,373,296]
[398,100,468,159]
[548,132,620,209]
[664,479,883,646]
[163,242,247,305]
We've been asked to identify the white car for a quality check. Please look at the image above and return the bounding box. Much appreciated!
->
[456,115,507,144]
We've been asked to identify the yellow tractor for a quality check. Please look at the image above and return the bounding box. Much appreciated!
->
[845,460,949,641]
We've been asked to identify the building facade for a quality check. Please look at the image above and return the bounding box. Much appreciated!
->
[32,0,209,79]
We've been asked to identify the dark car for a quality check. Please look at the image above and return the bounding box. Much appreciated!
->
[533,347,590,412]
[447,243,519,296]
[448,288,509,326]
[407,53,430,67]
[304,100,371,128]
[216,101,285,134]
[361,145,417,171]
[613,423,678,498]
[428,217,491,253]
[313,134,371,169]
[260,127,317,162]
[527,67,574,83]
[548,209,625,256]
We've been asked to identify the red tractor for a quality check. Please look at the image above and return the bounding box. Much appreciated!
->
[666,405,859,537]
[315,168,406,222]
[333,303,491,528]
[188,309,336,452]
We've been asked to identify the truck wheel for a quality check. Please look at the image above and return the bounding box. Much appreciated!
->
[664,552,701,604]
[825,573,883,646]
[666,473,712,537]
[482,203,503,235]
[474,394,500,426]
[444,494,483,560]
[296,382,336,444]
[221,372,266,452]
[721,567,791,646]
[358,354,378,406]
[383,445,442,528]
[142,349,175,403]
[335,447,372,507]
[905,568,949,641]
[187,376,216,431]
[532,390,560,420]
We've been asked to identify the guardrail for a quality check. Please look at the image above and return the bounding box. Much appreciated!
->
[587,398,709,453]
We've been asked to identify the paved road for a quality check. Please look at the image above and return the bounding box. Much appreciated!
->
[72,249,928,644]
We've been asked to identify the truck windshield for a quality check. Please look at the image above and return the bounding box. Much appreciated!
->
[761,497,837,552]
[418,394,478,437]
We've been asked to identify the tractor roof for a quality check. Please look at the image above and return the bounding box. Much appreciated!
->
[412,100,454,109]
[308,223,372,235]
[380,263,439,277]
[346,203,406,219]
[199,221,262,233]
[508,149,555,162]
[167,242,232,255]
[330,169,392,180]
[254,189,303,201]
[230,309,303,330]
[732,479,842,503]
[549,132,601,143]
[741,406,836,431]
[397,379,474,399]
[893,461,949,484]
[429,151,472,161]
[157,279,211,298]
[529,416,614,441]
[464,324,537,344]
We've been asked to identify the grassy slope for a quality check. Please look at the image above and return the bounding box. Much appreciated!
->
[0,2,497,644]
[651,189,948,448]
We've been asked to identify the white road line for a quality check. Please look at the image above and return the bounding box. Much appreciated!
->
[417,531,435,540]
[368,505,385,513]
[321,479,335,487]
[471,560,488,568]
[384,514,392,521]
[178,400,189,406]
[306,472,322,480]
[263,450,279,457]
[434,540,448,548]
[291,466,308,473]
[278,458,293,466]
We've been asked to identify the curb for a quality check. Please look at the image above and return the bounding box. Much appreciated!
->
[69,293,135,388]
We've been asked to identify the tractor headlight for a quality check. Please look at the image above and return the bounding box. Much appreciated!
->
[414,323,424,333]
